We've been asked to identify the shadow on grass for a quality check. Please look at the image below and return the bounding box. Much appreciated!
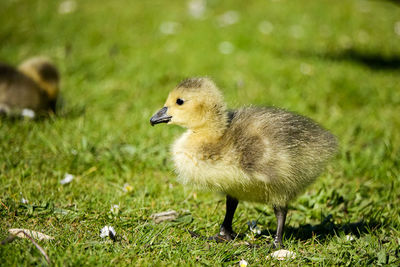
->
[297,49,400,71]
[284,215,380,242]
[54,95,86,120]
[0,97,85,122]
[329,50,400,70]
[256,214,381,243]
[381,0,400,7]
[187,212,381,247]
[0,106,85,122]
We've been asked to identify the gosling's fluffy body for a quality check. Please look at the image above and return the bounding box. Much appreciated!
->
[173,107,337,206]
[168,78,337,207]
[0,57,60,115]
[151,77,337,246]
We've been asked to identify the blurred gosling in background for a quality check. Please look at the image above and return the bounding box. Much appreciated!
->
[0,57,60,118]
[150,77,338,248]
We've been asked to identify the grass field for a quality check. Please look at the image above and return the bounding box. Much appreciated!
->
[1,0,400,265]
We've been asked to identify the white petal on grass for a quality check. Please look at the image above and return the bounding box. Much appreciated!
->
[151,210,178,224]
[20,192,28,204]
[252,227,261,235]
[21,109,35,119]
[247,220,261,235]
[188,0,206,19]
[218,41,234,54]
[9,229,54,241]
[345,234,355,241]
[258,21,274,35]
[217,10,240,27]
[395,21,400,36]
[60,173,74,185]
[267,249,296,260]
[239,259,248,267]
[123,183,133,192]
[100,226,116,239]
[160,21,181,35]
[300,63,313,76]
[58,0,77,14]
[110,204,120,214]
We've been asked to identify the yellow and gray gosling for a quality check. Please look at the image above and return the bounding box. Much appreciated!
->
[150,77,337,248]
[0,57,60,117]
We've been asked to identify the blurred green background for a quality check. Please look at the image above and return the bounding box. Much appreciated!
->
[1,0,399,265]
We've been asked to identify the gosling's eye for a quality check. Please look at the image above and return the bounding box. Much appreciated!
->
[176,98,184,105]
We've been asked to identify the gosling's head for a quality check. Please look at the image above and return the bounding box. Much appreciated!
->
[18,57,60,101]
[150,77,227,131]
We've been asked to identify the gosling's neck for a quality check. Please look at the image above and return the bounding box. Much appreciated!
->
[189,110,229,143]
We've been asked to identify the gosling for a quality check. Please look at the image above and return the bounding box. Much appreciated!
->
[150,77,337,248]
[0,57,60,117]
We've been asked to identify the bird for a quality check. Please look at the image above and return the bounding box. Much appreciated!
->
[150,77,337,248]
[0,56,60,117]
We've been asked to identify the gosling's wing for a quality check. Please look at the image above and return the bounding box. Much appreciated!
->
[225,108,278,175]
[261,107,338,158]
[256,107,338,189]
[231,107,337,154]
[227,107,337,178]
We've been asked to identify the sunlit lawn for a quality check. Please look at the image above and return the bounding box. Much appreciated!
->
[1,0,400,265]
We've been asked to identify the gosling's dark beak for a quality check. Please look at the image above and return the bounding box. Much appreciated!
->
[150,107,172,126]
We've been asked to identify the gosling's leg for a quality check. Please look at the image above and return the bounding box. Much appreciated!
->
[273,205,288,248]
[210,195,239,241]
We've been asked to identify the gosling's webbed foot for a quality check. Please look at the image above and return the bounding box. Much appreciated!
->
[189,195,240,243]
[208,227,238,242]
[187,228,237,242]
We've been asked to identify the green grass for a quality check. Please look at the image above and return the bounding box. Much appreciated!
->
[1,0,400,265]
